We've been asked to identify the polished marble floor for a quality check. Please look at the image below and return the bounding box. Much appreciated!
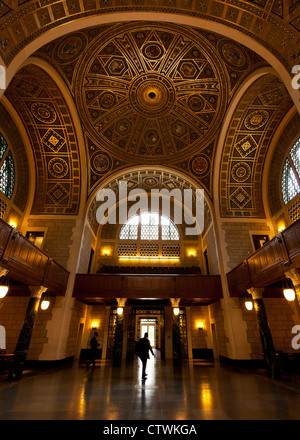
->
[0,350,300,420]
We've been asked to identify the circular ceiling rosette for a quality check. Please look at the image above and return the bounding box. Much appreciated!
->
[75,22,228,164]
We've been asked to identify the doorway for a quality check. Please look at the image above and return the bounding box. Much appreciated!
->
[140,319,156,348]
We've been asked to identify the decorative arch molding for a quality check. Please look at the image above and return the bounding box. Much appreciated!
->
[213,66,274,221]
[84,166,214,238]
[218,71,294,219]
[0,10,299,110]
[21,56,89,217]
[4,63,82,215]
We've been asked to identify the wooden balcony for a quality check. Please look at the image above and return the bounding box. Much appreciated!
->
[73,273,223,305]
[0,219,69,295]
[227,218,300,297]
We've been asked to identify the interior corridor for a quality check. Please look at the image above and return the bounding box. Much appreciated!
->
[0,352,300,420]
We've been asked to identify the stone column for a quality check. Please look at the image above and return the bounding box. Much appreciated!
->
[170,298,181,366]
[247,287,281,379]
[10,285,47,379]
[101,306,111,360]
[113,298,126,366]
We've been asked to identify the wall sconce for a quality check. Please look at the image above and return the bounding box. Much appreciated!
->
[40,290,50,310]
[103,249,110,257]
[283,277,296,301]
[9,220,17,229]
[188,250,196,257]
[197,322,204,330]
[244,293,253,311]
[0,278,9,299]
[40,299,50,310]
[91,321,99,329]
[173,307,180,316]
[116,298,126,315]
[40,298,50,310]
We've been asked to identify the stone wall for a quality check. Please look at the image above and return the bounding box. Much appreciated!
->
[0,295,54,360]
[208,300,228,358]
[202,225,219,275]
[189,306,209,349]
[65,299,86,359]
[241,297,297,359]
[222,221,270,271]
[26,218,76,268]
[77,223,96,273]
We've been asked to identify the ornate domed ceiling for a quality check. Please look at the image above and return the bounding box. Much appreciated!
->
[3,21,294,219]
[74,22,228,164]
[34,21,267,198]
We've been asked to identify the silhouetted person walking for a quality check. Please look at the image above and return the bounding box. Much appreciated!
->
[86,331,100,368]
[137,332,155,380]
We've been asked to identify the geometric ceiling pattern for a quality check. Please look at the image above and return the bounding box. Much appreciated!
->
[0,0,300,73]
[5,64,81,215]
[35,22,267,199]
[219,73,294,218]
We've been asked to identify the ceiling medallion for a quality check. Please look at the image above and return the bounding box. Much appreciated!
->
[76,23,228,164]
[129,73,175,117]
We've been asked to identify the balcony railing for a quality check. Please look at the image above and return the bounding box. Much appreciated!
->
[227,218,300,296]
[73,272,223,304]
[0,218,69,295]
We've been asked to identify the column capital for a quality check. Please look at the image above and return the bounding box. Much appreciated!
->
[29,285,48,298]
[285,268,300,285]
[0,267,9,278]
[247,287,264,300]
[116,298,127,308]
[170,298,181,308]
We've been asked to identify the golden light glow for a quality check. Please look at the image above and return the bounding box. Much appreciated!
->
[40,299,50,310]
[173,307,180,316]
[9,220,17,228]
[245,300,253,311]
[91,320,99,329]
[102,248,111,256]
[277,223,285,233]
[119,256,180,262]
[283,288,295,301]
[196,321,204,330]
[0,285,8,299]
[201,389,212,409]
[188,250,196,257]
[117,307,124,315]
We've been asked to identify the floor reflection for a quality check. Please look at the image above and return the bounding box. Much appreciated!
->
[0,350,300,420]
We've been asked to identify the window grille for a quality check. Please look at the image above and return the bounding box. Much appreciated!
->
[281,138,300,205]
[282,159,300,204]
[118,211,181,259]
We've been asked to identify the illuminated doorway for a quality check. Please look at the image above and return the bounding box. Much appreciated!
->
[139,318,157,348]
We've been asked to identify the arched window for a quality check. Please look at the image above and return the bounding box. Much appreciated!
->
[0,133,15,200]
[119,212,180,241]
[281,137,300,204]
[118,211,180,260]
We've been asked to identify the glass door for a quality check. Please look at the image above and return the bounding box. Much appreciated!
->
[140,322,156,347]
